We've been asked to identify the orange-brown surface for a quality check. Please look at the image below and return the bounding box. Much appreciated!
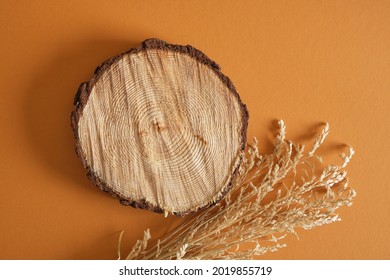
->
[1,0,389,259]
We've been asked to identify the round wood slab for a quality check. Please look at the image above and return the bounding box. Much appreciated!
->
[71,38,248,215]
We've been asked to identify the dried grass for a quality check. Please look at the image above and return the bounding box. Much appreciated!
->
[119,120,356,260]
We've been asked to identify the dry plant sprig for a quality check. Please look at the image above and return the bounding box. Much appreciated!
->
[119,120,356,260]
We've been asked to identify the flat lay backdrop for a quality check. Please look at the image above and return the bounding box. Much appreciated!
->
[1,0,389,259]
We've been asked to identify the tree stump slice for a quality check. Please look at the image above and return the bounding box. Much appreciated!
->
[71,38,249,215]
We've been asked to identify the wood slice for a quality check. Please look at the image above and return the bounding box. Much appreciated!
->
[71,38,249,215]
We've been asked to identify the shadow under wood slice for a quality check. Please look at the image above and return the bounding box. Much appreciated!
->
[71,38,249,215]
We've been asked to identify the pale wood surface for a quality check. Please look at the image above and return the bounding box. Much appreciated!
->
[73,39,248,214]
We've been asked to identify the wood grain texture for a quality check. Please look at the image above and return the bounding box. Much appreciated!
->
[71,39,249,215]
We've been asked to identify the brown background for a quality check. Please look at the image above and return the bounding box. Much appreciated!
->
[1,0,389,259]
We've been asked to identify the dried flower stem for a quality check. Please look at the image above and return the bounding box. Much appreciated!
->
[120,120,356,260]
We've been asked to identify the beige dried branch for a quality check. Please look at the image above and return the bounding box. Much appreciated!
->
[119,120,356,260]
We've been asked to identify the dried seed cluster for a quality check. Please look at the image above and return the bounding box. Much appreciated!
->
[119,120,356,260]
